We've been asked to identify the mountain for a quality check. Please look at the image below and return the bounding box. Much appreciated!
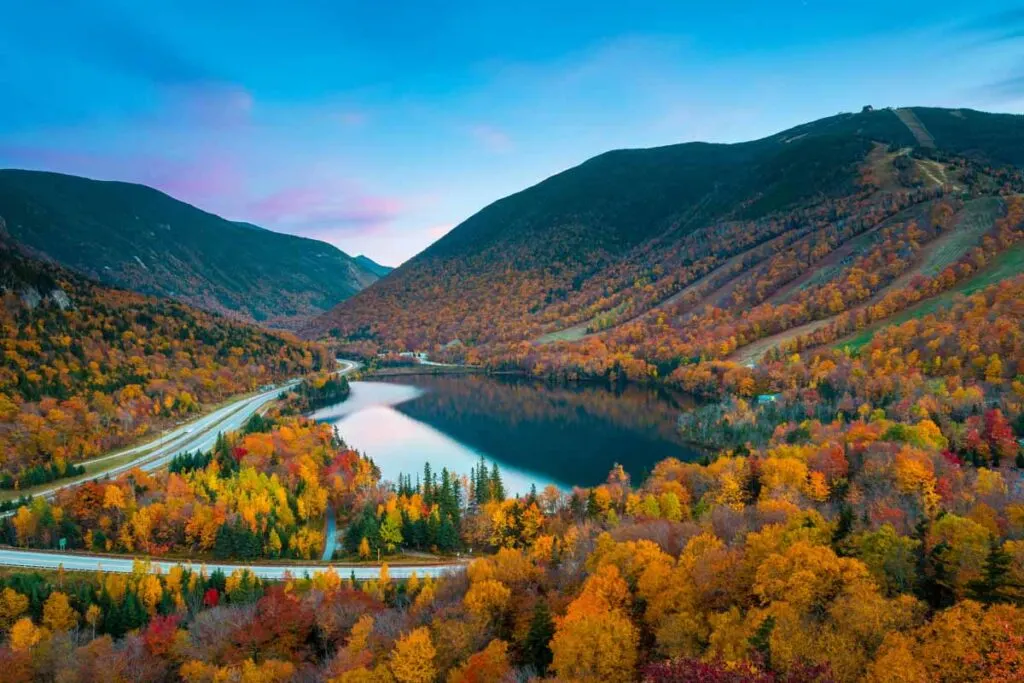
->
[0,169,382,329]
[306,107,1024,371]
[0,222,329,481]
[354,254,394,278]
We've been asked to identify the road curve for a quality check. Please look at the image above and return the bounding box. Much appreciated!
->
[0,361,403,576]
[0,547,463,580]
[1,360,360,514]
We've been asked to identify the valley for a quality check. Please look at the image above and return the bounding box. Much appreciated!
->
[1,104,1023,683]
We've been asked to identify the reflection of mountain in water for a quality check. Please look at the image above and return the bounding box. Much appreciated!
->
[384,375,702,487]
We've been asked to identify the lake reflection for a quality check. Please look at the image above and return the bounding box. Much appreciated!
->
[311,374,702,492]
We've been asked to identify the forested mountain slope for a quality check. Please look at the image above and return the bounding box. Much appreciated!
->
[0,170,381,329]
[0,227,330,484]
[308,107,1024,377]
[354,255,394,278]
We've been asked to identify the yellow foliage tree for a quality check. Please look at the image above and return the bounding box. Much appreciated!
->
[42,590,78,631]
[0,587,29,630]
[9,617,46,651]
[551,565,639,683]
[389,627,437,683]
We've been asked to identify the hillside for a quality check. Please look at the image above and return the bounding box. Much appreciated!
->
[0,170,381,329]
[308,107,1024,372]
[0,226,330,484]
[354,254,394,278]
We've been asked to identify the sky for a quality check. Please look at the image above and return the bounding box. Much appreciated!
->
[1,1,1023,266]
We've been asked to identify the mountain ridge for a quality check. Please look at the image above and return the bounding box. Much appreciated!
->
[306,106,1024,367]
[0,169,381,329]
[354,254,394,278]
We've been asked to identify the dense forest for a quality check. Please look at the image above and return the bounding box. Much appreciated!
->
[0,271,1022,680]
[0,233,332,485]
[0,414,378,560]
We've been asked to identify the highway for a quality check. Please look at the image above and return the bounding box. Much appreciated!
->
[0,548,463,580]
[0,359,454,578]
[321,502,339,562]
[1,359,359,511]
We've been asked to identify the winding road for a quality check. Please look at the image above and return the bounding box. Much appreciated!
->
[1,359,359,511]
[0,360,459,579]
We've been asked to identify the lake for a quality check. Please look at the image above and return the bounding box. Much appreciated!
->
[310,374,703,493]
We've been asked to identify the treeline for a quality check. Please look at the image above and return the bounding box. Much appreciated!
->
[0,460,85,490]
[282,372,351,413]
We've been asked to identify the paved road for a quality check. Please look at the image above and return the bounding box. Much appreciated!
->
[0,362,402,575]
[322,503,339,561]
[0,548,462,580]
[2,359,359,513]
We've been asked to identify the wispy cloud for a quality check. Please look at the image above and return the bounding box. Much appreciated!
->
[951,8,1024,102]
[427,223,456,238]
[987,72,1024,97]
[60,1,216,88]
[959,7,1024,43]
[247,183,403,239]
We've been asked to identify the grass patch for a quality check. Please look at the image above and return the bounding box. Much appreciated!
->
[838,241,1024,353]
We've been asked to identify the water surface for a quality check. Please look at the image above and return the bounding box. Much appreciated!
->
[311,374,701,493]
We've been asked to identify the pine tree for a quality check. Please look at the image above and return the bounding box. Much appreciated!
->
[490,461,505,502]
[423,462,434,505]
[437,514,459,552]
[468,466,477,507]
[919,541,956,610]
[967,536,1021,604]
[524,599,555,675]
[569,492,585,520]
[833,504,855,548]
[476,457,490,505]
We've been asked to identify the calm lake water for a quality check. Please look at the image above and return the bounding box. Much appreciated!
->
[310,374,702,493]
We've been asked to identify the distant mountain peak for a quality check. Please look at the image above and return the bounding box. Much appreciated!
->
[306,106,1024,348]
[0,169,383,329]
[354,254,394,278]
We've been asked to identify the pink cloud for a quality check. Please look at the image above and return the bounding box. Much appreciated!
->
[0,143,245,210]
[246,182,402,237]
[427,223,456,238]
[149,157,244,204]
[469,124,513,153]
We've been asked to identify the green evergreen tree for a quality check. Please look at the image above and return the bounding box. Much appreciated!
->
[476,457,490,505]
[967,536,1022,604]
[490,461,505,501]
[437,514,460,552]
[523,599,555,675]
[919,541,956,610]
[423,462,435,505]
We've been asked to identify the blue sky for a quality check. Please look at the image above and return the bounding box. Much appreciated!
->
[1,1,1022,265]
